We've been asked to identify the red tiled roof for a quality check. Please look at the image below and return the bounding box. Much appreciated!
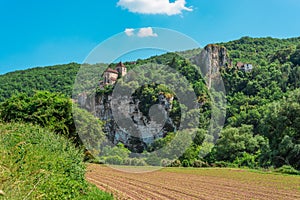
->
[236,62,244,68]
[105,68,118,74]
[116,61,125,68]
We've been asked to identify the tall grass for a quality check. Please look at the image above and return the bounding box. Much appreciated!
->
[0,123,113,200]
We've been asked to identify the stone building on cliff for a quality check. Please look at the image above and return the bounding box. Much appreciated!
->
[100,62,127,87]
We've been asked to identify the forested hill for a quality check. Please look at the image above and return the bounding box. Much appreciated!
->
[0,36,300,170]
[219,36,300,64]
[0,63,80,102]
[0,36,300,102]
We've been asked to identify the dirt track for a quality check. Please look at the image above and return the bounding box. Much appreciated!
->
[86,164,300,200]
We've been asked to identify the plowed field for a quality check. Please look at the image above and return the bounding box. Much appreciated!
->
[86,164,300,200]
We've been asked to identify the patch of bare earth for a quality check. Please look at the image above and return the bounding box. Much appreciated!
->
[86,164,300,200]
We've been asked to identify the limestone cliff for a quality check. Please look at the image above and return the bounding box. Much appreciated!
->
[191,44,231,89]
[77,92,176,152]
[77,45,229,151]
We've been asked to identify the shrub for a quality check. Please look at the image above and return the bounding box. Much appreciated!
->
[123,158,132,165]
[193,160,209,168]
[213,161,229,168]
[275,165,300,175]
[234,152,258,168]
[145,154,162,166]
[104,156,123,165]
[137,159,147,166]
[101,143,130,159]
[132,158,147,166]
[0,91,107,149]
[130,158,140,166]
[161,159,173,167]
[0,91,75,138]
[122,158,147,166]
[169,159,181,167]
[182,159,190,167]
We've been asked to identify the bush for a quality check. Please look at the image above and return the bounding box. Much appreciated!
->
[122,158,147,166]
[193,160,209,168]
[104,156,123,165]
[101,143,130,159]
[145,154,162,166]
[169,159,181,167]
[131,158,147,166]
[234,152,258,168]
[182,159,190,167]
[130,158,140,166]
[0,91,107,149]
[0,91,75,138]
[275,165,300,175]
[213,161,229,168]
[123,158,132,165]
[161,159,173,167]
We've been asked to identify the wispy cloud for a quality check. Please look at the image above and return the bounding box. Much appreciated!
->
[137,27,158,37]
[117,0,193,16]
[124,27,158,38]
[124,28,135,36]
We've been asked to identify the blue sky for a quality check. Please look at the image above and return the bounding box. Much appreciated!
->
[0,0,300,74]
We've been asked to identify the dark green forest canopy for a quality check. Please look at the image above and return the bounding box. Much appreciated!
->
[0,62,80,102]
[218,36,300,65]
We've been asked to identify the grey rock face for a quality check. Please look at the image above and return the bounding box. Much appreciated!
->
[191,44,230,89]
[77,92,176,151]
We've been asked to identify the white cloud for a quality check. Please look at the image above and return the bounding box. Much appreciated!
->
[124,28,135,36]
[124,27,158,37]
[117,0,193,16]
[137,27,158,37]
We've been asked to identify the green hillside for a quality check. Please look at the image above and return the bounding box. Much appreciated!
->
[0,36,299,172]
[0,63,80,102]
[0,122,113,200]
[0,37,299,102]
[0,91,112,199]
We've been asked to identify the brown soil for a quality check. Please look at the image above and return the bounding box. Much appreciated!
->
[86,164,300,200]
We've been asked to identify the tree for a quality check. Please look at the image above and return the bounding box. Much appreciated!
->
[0,91,75,138]
[211,125,268,163]
[258,89,300,169]
[0,91,107,149]
[290,45,300,65]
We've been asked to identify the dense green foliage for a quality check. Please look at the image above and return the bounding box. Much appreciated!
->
[214,37,300,170]
[0,36,299,172]
[0,91,75,138]
[0,91,107,149]
[258,89,300,169]
[219,36,300,66]
[0,63,80,102]
[0,123,113,200]
[207,125,269,167]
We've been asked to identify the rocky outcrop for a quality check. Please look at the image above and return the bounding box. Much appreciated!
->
[77,92,176,152]
[204,44,230,68]
[77,45,229,152]
[191,44,231,89]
